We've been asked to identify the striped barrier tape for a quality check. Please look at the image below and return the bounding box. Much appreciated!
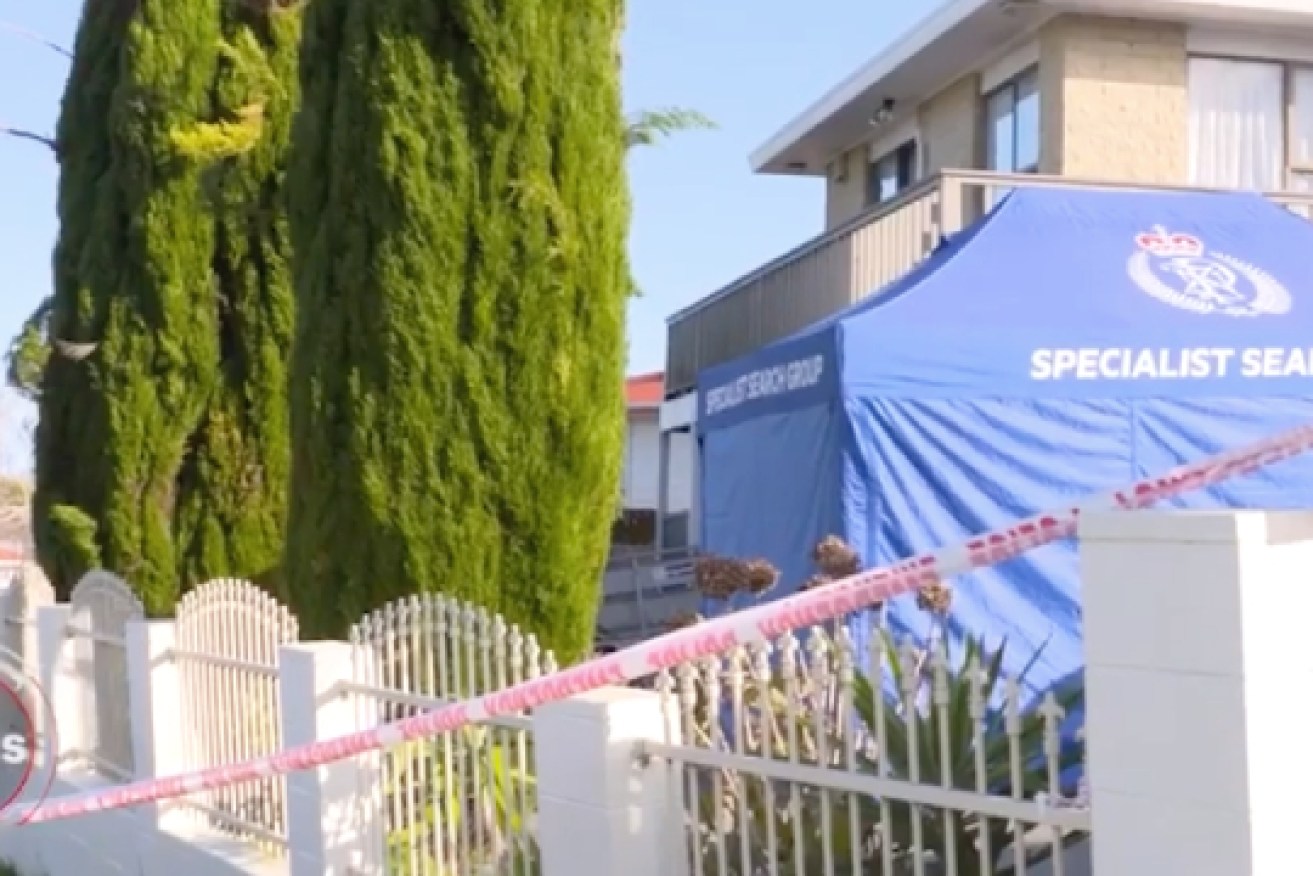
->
[11,421,1313,825]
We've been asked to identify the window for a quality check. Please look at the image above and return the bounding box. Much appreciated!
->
[866,139,918,205]
[1292,68,1313,191]
[1188,58,1284,190]
[1188,57,1313,191]
[985,66,1040,174]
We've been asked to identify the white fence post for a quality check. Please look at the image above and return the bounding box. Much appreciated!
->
[20,565,53,674]
[126,619,186,828]
[35,604,80,767]
[281,641,383,876]
[6,563,52,674]
[1081,509,1313,876]
[534,686,687,876]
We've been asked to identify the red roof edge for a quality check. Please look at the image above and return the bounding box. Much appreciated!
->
[625,371,664,407]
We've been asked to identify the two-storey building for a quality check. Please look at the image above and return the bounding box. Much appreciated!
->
[656,0,1313,549]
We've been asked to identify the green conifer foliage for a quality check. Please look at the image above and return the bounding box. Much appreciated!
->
[34,0,298,611]
[170,7,300,596]
[286,0,630,661]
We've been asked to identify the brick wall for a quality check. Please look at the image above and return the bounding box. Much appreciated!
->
[1039,16,1188,182]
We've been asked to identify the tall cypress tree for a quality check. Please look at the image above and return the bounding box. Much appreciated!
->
[171,6,300,595]
[286,0,630,660]
[34,0,298,611]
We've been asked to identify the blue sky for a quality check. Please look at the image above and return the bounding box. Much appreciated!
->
[0,0,937,471]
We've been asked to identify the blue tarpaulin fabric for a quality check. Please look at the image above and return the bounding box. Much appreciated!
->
[700,405,845,609]
[695,187,1313,700]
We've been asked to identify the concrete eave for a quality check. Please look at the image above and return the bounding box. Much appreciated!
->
[1066,0,1313,28]
[750,0,1313,177]
[750,0,1054,176]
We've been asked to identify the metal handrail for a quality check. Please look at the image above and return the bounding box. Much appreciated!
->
[668,168,1313,327]
[664,173,943,325]
[605,543,695,571]
[664,169,1313,394]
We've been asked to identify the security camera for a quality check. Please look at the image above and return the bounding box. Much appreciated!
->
[871,98,895,126]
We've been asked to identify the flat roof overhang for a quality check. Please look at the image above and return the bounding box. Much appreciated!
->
[751,0,1313,176]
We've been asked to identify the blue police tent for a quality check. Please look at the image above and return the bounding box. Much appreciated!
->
[696,186,1313,695]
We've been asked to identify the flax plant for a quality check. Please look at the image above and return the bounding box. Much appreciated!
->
[383,732,540,875]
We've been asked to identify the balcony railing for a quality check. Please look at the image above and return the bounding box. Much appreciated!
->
[665,169,1313,396]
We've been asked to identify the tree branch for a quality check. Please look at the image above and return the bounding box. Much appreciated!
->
[625,108,716,150]
[0,21,71,59]
[0,124,55,151]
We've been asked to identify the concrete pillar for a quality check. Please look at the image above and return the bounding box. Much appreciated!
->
[125,620,186,829]
[1080,509,1313,875]
[280,642,384,876]
[534,687,687,876]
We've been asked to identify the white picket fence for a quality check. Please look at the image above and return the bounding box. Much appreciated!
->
[67,570,140,781]
[8,508,1302,876]
[0,563,1088,876]
[648,629,1089,876]
[174,579,298,849]
[344,597,550,873]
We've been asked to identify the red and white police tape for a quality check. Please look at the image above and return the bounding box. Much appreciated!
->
[11,421,1313,826]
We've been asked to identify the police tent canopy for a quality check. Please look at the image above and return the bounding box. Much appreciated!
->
[696,186,1313,697]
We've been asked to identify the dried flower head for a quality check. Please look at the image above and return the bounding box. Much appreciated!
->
[813,535,859,578]
[663,610,703,632]
[800,573,832,592]
[915,580,953,617]
[743,559,779,595]
[695,555,749,599]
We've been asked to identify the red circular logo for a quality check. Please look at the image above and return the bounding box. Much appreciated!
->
[0,657,54,821]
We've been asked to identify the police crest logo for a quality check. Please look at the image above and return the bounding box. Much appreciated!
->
[1127,226,1292,317]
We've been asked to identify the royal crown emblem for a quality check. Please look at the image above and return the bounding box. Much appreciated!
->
[1127,225,1291,317]
[1135,229,1203,258]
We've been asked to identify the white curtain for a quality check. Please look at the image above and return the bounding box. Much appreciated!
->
[1293,68,1313,194]
[1188,57,1284,191]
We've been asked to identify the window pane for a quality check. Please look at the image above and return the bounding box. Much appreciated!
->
[1187,57,1283,190]
[867,140,917,204]
[878,156,899,201]
[986,86,1015,172]
[866,154,893,204]
[865,158,881,205]
[1014,68,1040,172]
[895,140,917,188]
[1294,68,1313,168]
[1289,172,1313,221]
